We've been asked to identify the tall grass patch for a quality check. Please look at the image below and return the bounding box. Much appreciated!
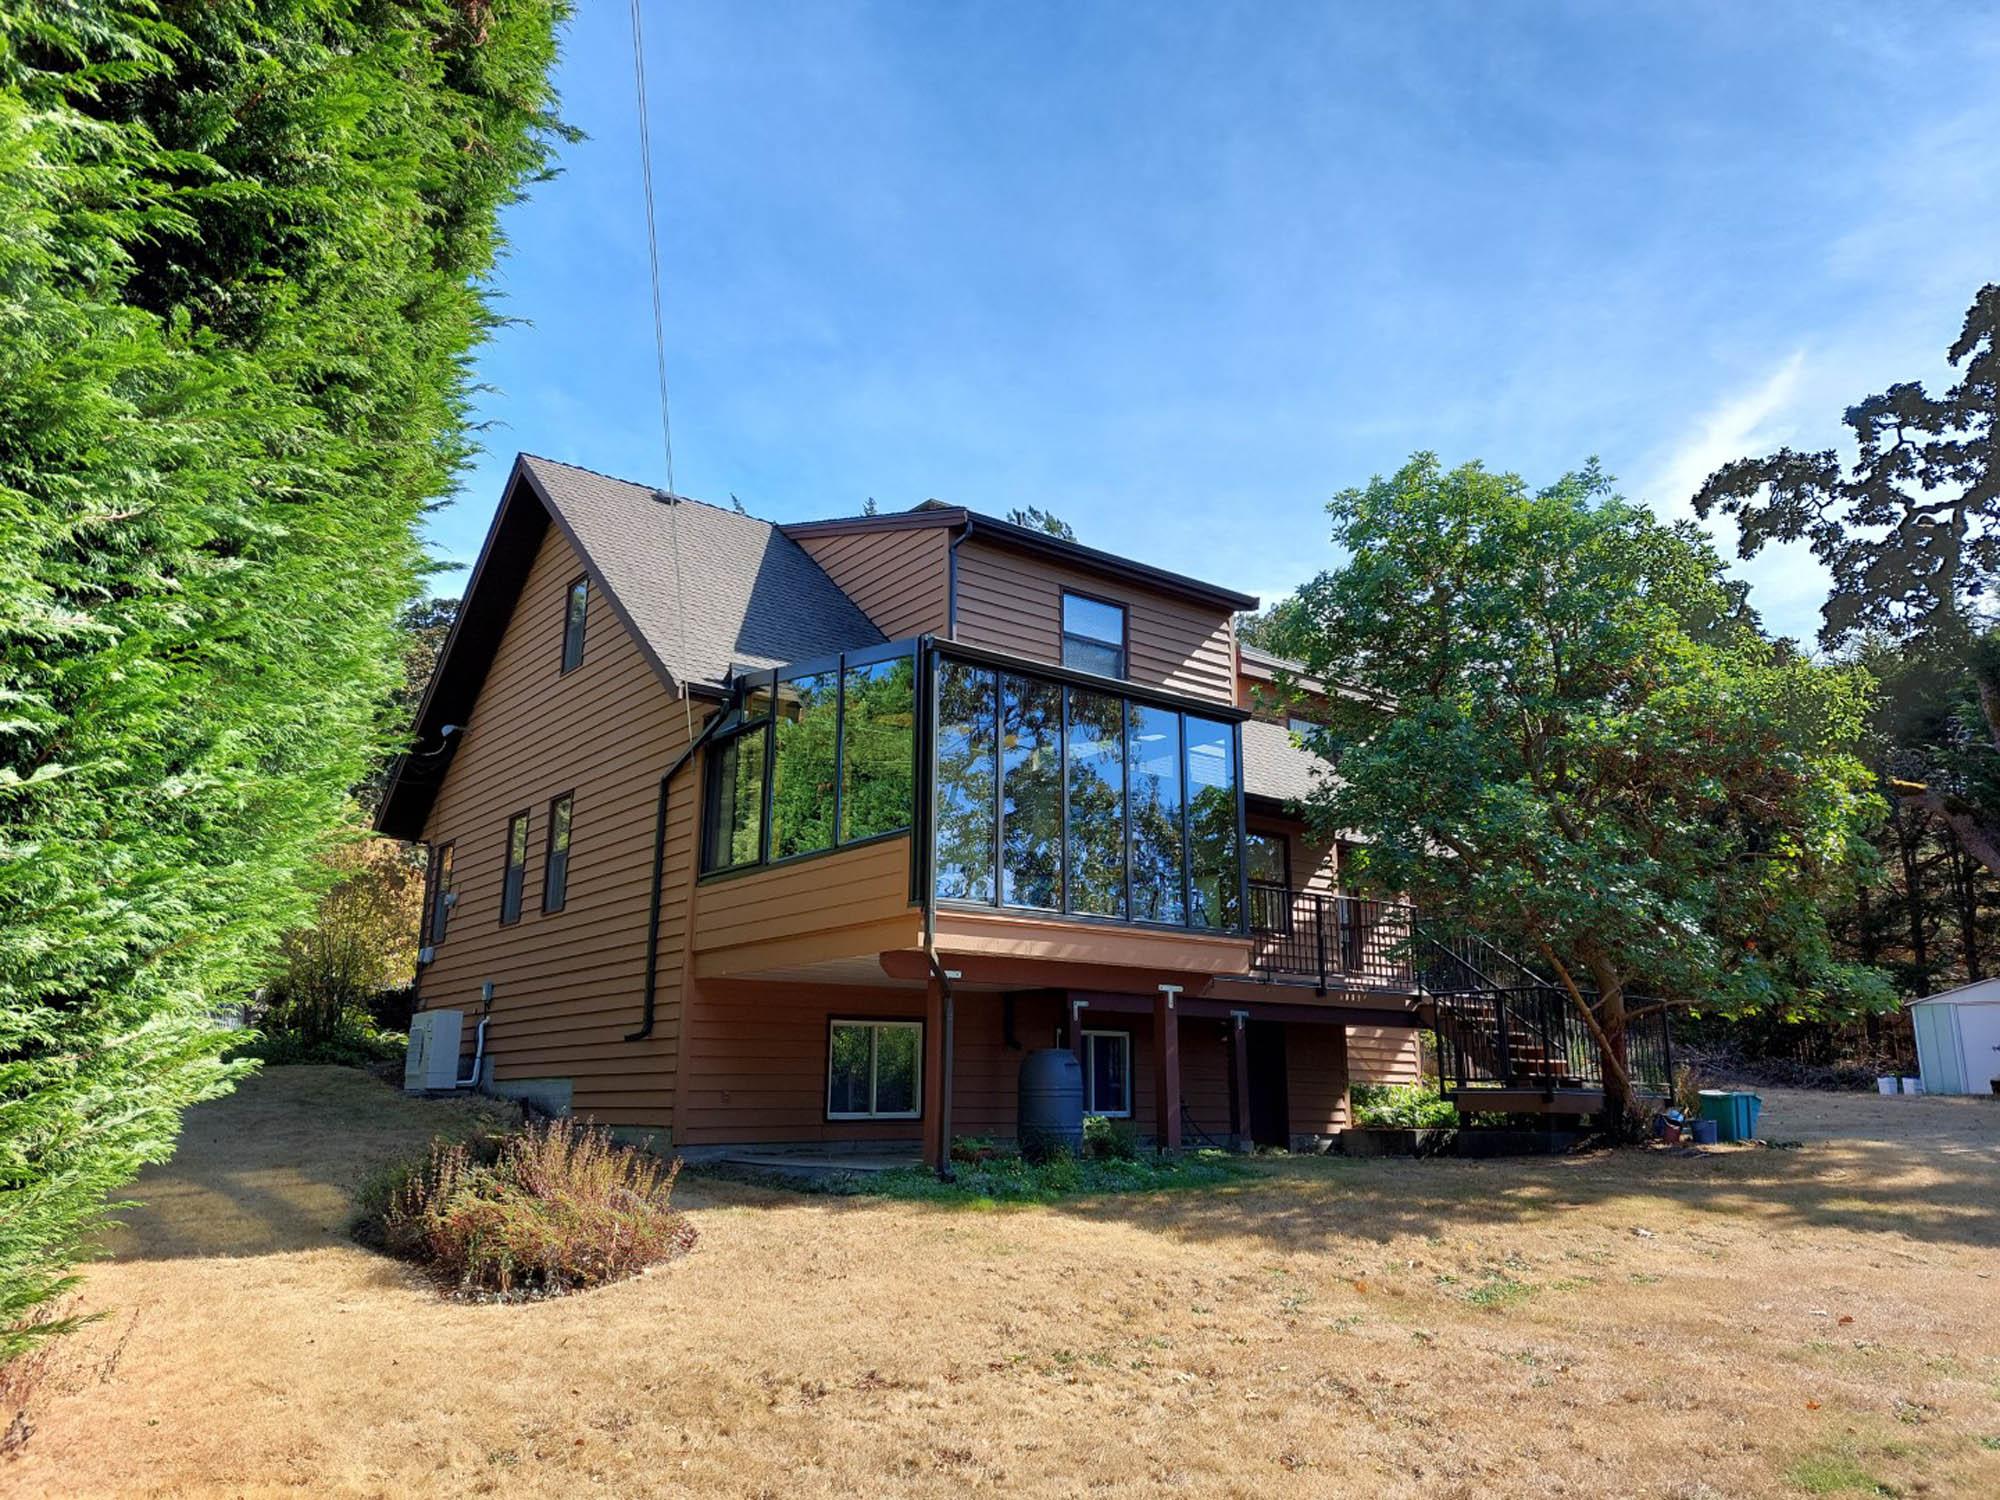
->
[355,1119,695,1297]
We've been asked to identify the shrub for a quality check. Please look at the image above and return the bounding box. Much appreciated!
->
[354,1119,696,1297]
[1082,1114,1140,1160]
[1350,1082,1457,1130]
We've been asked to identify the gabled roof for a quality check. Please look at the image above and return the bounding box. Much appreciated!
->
[520,456,883,684]
[374,455,884,839]
[781,505,1260,614]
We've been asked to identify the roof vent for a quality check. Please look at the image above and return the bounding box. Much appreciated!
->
[651,487,679,505]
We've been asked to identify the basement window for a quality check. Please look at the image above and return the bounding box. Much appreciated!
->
[827,1019,922,1120]
[1083,1031,1131,1117]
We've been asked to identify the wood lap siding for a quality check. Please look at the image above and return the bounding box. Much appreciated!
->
[792,527,951,640]
[952,540,1237,704]
[418,525,698,1129]
[692,838,912,955]
[1347,1025,1422,1086]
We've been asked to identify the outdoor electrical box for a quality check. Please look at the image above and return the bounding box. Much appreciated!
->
[405,1009,463,1091]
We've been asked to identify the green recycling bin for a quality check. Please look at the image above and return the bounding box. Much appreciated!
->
[1696,1089,1761,1143]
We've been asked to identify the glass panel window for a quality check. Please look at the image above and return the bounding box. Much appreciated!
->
[1061,592,1126,677]
[426,843,455,946]
[1084,1031,1131,1117]
[542,793,573,913]
[500,811,529,924]
[1185,717,1241,931]
[1000,674,1064,909]
[561,577,589,673]
[1126,705,1185,924]
[700,725,767,872]
[934,663,998,903]
[840,657,915,843]
[1287,715,1316,735]
[1245,831,1287,885]
[1065,688,1126,917]
[827,1019,922,1120]
[770,670,840,860]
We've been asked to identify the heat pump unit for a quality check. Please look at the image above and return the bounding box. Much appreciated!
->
[405,1009,463,1091]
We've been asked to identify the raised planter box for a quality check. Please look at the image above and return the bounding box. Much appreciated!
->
[1336,1128,1456,1158]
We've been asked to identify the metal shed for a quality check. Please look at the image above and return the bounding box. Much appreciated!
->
[1908,980,2000,1096]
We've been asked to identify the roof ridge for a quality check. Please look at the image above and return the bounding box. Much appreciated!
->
[517,452,757,524]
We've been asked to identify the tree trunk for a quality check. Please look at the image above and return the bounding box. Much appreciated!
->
[1583,951,1632,1122]
[1892,801,1930,974]
[1946,831,1984,982]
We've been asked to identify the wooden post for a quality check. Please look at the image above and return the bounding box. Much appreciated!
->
[1154,985,1182,1151]
[1230,1010,1251,1152]
[923,974,948,1170]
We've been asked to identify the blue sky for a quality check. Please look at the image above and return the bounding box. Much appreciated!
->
[436,1,2000,646]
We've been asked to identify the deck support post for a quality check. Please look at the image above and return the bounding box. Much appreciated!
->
[1229,1010,1251,1151]
[1154,985,1182,1152]
[923,975,949,1171]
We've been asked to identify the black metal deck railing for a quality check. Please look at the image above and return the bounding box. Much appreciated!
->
[1247,883,1417,990]
[1431,983,1672,1097]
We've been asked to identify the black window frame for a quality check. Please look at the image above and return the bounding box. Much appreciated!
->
[542,791,574,914]
[1244,829,1291,934]
[1082,1029,1133,1118]
[560,575,589,674]
[698,640,920,880]
[1060,589,1128,679]
[927,643,1250,937]
[423,841,455,949]
[498,809,530,925]
[824,1016,924,1121]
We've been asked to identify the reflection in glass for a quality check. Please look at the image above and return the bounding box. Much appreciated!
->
[1066,688,1125,917]
[770,670,839,859]
[1126,705,1185,923]
[1001,674,1064,909]
[934,663,997,903]
[701,725,767,871]
[1186,716,1240,930]
[840,657,915,842]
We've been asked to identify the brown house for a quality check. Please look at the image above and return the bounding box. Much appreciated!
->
[376,455,1423,1165]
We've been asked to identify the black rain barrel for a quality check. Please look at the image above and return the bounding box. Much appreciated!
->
[1017,1048,1084,1161]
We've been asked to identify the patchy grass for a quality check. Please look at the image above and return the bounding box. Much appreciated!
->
[863,1147,1243,1204]
[7,1070,2000,1498]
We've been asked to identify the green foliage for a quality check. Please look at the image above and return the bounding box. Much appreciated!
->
[1005,505,1077,542]
[1273,454,1893,1107]
[1081,1113,1140,1160]
[0,1,570,1360]
[867,1150,1241,1205]
[353,1119,696,1297]
[1349,1083,1457,1130]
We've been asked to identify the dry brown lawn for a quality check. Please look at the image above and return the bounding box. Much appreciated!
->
[7,1067,2000,1499]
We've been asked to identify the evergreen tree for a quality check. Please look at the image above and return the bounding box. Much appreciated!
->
[0,1,569,1359]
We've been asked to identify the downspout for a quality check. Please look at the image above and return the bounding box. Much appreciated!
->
[626,700,729,1042]
[917,635,958,1179]
[946,519,972,641]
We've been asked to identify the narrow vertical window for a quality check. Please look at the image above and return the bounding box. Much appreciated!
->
[542,793,573,913]
[500,811,529,924]
[1065,687,1126,917]
[1185,717,1241,931]
[560,576,589,673]
[425,843,455,947]
[933,662,997,903]
[999,674,1063,909]
[1126,705,1184,923]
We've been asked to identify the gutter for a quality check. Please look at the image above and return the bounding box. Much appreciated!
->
[626,699,730,1042]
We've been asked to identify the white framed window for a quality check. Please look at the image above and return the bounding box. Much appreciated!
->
[1083,1030,1131,1117]
[827,1019,923,1120]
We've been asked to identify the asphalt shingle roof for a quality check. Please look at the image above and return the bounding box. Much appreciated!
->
[1240,717,1335,808]
[521,455,885,687]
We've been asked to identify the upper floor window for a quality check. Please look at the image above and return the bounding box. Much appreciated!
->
[1287,715,1316,735]
[1061,592,1125,678]
[542,793,573,913]
[500,811,529,924]
[560,576,589,673]
[423,842,455,948]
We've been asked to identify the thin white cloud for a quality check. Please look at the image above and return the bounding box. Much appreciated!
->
[1638,350,1805,521]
